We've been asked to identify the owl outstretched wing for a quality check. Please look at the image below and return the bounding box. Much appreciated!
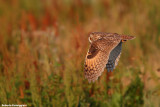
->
[106,34,135,72]
[106,41,122,72]
[84,38,121,83]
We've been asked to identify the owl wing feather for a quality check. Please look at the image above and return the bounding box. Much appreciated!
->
[114,52,121,67]
[106,41,122,72]
[84,38,121,83]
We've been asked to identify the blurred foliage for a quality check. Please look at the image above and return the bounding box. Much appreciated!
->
[123,76,144,107]
[0,0,160,107]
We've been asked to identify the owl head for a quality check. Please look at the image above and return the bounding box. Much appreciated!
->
[88,32,102,43]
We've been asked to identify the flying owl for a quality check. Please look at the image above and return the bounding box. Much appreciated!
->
[84,32,135,83]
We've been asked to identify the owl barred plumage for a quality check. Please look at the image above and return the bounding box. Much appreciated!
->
[106,41,122,72]
[84,32,135,83]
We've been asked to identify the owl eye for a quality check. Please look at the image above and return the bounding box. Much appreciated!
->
[97,36,102,40]
[99,37,102,40]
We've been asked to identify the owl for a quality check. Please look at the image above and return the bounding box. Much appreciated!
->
[84,32,135,83]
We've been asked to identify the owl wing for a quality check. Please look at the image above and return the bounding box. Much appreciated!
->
[84,39,121,83]
[106,41,122,72]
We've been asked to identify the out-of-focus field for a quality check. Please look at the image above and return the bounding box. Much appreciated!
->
[0,0,160,107]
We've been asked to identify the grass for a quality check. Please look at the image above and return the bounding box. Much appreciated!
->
[0,0,160,107]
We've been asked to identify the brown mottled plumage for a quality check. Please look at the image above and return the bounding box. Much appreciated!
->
[84,32,135,83]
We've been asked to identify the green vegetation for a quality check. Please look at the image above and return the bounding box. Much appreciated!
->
[0,0,160,107]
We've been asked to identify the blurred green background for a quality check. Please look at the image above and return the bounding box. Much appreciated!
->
[0,0,160,107]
